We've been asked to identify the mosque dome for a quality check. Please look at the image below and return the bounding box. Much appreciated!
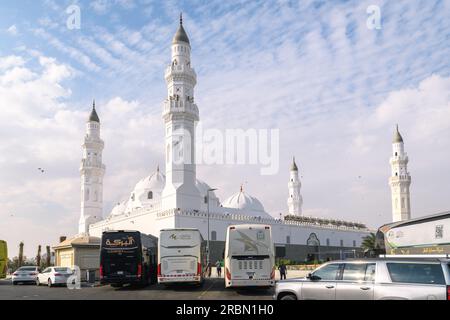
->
[126,167,165,212]
[222,187,269,218]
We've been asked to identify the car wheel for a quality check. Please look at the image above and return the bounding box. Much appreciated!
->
[280,294,297,300]
[36,279,40,286]
[47,279,53,287]
[12,281,17,286]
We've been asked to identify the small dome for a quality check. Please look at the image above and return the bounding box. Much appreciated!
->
[172,14,190,44]
[291,157,298,171]
[393,125,403,143]
[222,187,268,217]
[110,201,127,217]
[88,101,100,123]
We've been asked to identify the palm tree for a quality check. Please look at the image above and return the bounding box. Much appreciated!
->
[18,242,24,267]
[361,233,377,255]
[36,245,42,268]
[45,246,51,267]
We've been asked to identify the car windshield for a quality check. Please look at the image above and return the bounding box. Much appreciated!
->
[18,267,36,271]
[54,268,71,273]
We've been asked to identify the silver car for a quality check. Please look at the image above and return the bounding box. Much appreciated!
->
[274,258,450,300]
[12,266,39,285]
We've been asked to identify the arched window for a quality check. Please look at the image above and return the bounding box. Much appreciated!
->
[340,240,344,247]
[131,193,135,201]
[286,236,291,244]
[85,188,90,201]
[204,196,208,204]
[307,233,320,246]
[326,238,330,246]
[94,191,98,202]
[211,231,217,241]
[148,191,153,200]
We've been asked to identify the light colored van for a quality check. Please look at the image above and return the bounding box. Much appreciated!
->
[274,258,450,300]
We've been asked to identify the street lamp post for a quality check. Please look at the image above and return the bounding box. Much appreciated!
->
[206,188,217,267]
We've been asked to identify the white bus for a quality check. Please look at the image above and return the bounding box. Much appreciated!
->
[158,228,207,285]
[224,224,275,288]
[376,211,450,256]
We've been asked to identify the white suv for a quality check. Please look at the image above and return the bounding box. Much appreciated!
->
[274,258,450,300]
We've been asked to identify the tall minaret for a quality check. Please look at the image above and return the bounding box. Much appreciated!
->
[287,157,303,216]
[389,125,411,222]
[161,14,202,210]
[78,101,105,234]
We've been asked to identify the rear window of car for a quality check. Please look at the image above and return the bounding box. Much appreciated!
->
[18,267,36,271]
[54,268,71,273]
[387,263,445,285]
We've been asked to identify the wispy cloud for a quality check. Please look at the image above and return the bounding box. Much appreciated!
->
[0,0,449,257]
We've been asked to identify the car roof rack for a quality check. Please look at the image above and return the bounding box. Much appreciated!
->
[379,254,449,259]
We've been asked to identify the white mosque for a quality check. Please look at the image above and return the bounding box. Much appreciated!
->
[73,16,400,262]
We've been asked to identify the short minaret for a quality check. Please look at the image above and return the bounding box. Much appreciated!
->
[161,14,202,210]
[389,125,411,222]
[78,101,105,234]
[287,157,303,216]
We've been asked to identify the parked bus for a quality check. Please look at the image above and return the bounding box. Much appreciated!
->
[100,230,158,287]
[375,211,450,256]
[158,228,206,285]
[0,240,7,279]
[224,224,275,288]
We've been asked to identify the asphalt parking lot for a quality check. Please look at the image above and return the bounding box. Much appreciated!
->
[0,278,274,300]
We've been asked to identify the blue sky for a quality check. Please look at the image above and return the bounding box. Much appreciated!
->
[1,0,449,257]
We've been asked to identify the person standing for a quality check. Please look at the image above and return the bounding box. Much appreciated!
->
[216,260,222,278]
[279,263,287,280]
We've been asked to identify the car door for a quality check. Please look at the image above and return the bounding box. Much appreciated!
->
[336,263,375,300]
[39,268,50,283]
[301,263,341,300]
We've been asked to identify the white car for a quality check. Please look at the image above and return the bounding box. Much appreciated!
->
[36,267,73,287]
[12,266,39,285]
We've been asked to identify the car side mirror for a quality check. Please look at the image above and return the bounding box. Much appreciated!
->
[307,273,320,281]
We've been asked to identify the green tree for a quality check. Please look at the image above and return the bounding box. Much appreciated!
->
[361,233,377,253]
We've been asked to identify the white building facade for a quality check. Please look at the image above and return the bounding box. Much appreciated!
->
[83,17,371,262]
[389,125,412,222]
